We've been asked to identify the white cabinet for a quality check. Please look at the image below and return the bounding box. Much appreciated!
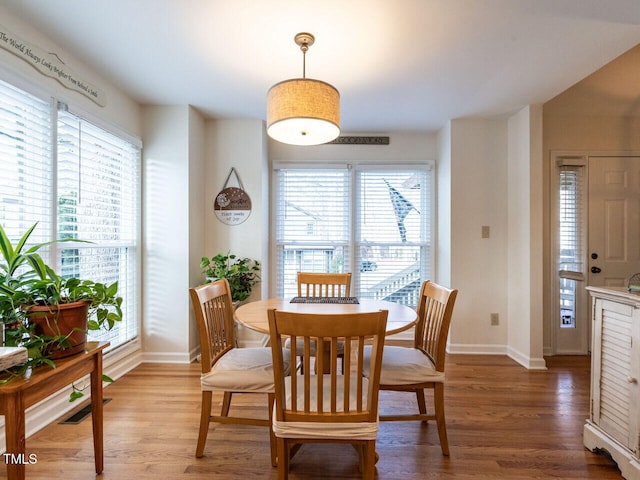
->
[585,286,640,480]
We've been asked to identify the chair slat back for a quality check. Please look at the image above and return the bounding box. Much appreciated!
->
[189,279,236,374]
[297,272,352,298]
[268,309,387,424]
[414,281,458,372]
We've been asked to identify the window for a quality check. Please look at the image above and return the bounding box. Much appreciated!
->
[273,164,432,306]
[357,168,430,306]
[557,165,585,329]
[274,166,350,297]
[0,80,52,246]
[0,78,140,350]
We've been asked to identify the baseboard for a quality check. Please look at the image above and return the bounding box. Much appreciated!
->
[140,351,192,363]
[448,343,508,355]
[104,344,143,380]
[507,345,547,370]
[448,343,547,370]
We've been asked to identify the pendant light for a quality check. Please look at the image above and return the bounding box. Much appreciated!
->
[267,33,340,146]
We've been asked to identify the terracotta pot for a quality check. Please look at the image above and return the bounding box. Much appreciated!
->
[27,300,90,359]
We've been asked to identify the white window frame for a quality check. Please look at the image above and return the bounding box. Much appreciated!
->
[270,161,434,306]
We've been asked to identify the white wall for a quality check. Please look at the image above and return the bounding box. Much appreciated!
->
[447,118,509,354]
[204,119,267,272]
[444,113,545,369]
[188,107,207,353]
[141,105,192,362]
[436,123,452,288]
[507,106,546,369]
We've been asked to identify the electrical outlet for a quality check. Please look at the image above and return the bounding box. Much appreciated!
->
[490,313,499,326]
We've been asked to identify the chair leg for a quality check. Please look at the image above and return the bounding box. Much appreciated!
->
[434,383,450,456]
[363,441,376,480]
[196,391,212,457]
[354,444,364,472]
[416,388,427,416]
[221,391,232,416]
[277,437,289,480]
[268,393,277,467]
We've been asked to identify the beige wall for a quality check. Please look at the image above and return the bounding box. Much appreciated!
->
[542,44,640,355]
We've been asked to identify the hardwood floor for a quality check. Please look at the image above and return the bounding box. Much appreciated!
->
[0,354,622,479]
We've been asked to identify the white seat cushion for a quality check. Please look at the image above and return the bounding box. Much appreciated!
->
[201,347,291,393]
[272,374,378,440]
[363,345,445,385]
[273,419,378,440]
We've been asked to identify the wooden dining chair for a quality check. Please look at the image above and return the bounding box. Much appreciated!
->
[268,308,388,480]
[297,271,352,298]
[189,279,291,466]
[293,272,352,373]
[363,280,458,456]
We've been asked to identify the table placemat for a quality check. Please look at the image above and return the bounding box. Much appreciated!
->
[289,296,360,304]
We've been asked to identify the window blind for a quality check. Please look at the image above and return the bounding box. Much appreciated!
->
[274,167,350,298]
[273,164,433,307]
[558,166,584,274]
[356,168,430,305]
[56,109,140,347]
[0,79,52,245]
[558,165,585,329]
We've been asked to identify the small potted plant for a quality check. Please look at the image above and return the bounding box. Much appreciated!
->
[200,252,260,303]
[0,223,122,363]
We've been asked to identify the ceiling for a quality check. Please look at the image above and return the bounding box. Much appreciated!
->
[2,0,640,133]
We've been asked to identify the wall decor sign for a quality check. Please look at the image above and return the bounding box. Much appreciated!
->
[0,24,106,107]
[214,168,252,225]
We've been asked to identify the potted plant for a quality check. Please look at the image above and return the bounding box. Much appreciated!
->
[0,223,123,364]
[199,252,260,303]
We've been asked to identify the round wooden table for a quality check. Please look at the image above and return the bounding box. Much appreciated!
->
[234,297,417,337]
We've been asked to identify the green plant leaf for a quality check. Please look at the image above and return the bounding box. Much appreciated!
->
[106,282,118,297]
[40,357,56,369]
[102,374,114,383]
[69,390,84,402]
[0,223,19,268]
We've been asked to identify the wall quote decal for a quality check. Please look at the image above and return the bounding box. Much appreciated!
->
[0,24,106,107]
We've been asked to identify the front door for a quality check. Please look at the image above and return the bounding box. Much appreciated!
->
[554,155,640,355]
[588,156,640,290]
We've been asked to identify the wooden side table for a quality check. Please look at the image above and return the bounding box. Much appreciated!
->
[0,341,109,480]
